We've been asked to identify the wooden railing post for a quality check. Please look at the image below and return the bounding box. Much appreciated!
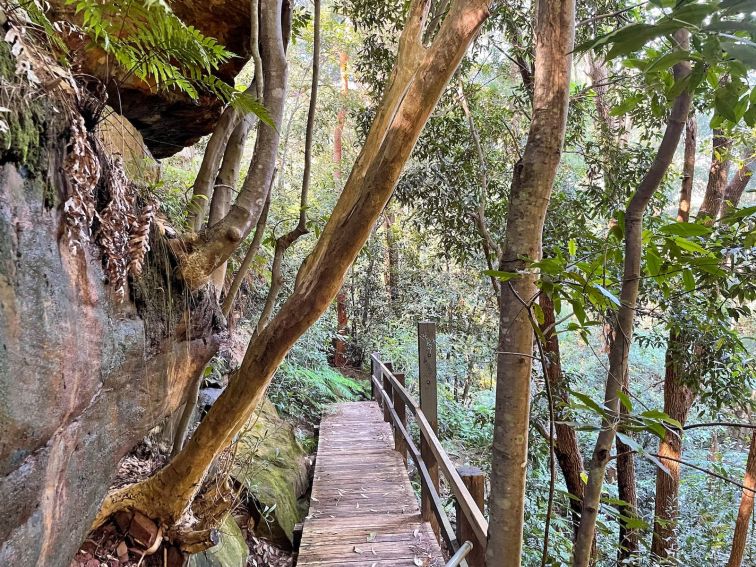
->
[456,466,486,566]
[418,321,439,535]
[382,362,393,423]
[370,353,378,402]
[392,372,407,463]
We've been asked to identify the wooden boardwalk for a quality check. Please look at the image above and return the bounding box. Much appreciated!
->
[297,401,445,567]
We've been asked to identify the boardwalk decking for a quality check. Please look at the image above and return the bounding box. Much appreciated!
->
[297,401,445,567]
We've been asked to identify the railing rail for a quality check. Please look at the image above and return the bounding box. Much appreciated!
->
[371,334,489,567]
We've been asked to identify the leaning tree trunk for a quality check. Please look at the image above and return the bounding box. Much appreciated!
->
[726,431,756,567]
[487,0,575,564]
[572,31,692,567]
[94,0,492,528]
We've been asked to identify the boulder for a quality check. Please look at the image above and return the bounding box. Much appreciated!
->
[187,516,248,567]
[232,400,310,547]
[0,33,222,567]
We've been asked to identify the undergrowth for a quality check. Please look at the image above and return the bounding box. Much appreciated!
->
[268,361,368,426]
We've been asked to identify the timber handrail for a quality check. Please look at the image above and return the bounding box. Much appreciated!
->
[370,352,489,565]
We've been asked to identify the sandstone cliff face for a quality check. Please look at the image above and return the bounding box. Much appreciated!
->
[0,35,222,566]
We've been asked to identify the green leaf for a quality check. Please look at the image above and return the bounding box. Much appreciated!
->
[617,390,633,413]
[682,269,696,292]
[568,239,577,257]
[616,431,641,452]
[724,42,756,70]
[645,50,692,74]
[644,453,671,476]
[645,247,662,277]
[671,236,708,255]
[482,270,521,282]
[570,390,605,416]
[659,222,712,237]
[593,283,621,306]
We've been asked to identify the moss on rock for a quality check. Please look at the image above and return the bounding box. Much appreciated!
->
[187,516,248,567]
[231,399,309,547]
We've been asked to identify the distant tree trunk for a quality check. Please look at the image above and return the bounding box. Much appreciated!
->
[652,124,739,560]
[539,294,584,534]
[333,50,350,367]
[384,209,400,304]
[651,112,698,560]
[651,343,695,558]
[487,0,575,563]
[95,0,492,527]
[698,129,731,221]
[721,156,754,216]
[677,114,697,223]
[726,431,756,567]
[616,367,640,560]
[572,31,692,567]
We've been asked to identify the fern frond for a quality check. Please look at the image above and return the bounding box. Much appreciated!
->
[60,0,270,125]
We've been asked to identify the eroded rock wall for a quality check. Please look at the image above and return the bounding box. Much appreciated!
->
[0,34,221,566]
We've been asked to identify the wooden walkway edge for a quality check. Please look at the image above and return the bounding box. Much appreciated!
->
[297,402,445,566]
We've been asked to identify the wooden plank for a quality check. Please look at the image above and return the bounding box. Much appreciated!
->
[298,401,444,567]
[417,322,440,535]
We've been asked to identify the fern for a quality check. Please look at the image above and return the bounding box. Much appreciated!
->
[64,0,270,122]
[269,362,368,424]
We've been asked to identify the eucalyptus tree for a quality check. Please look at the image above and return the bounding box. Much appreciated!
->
[93,0,495,533]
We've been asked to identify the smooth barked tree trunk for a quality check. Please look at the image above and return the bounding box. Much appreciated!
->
[572,31,692,567]
[487,0,575,564]
[94,0,492,528]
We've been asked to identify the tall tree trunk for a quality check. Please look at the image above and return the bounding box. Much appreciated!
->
[333,50,350,367]
[487,0,575,563]
[95,0,492,527]
[651,338,696,558]
[616,367,640,560]
[726,431,756,567]
[384,209,400,304]
[572,31,692,567]
[539,294,584,534]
